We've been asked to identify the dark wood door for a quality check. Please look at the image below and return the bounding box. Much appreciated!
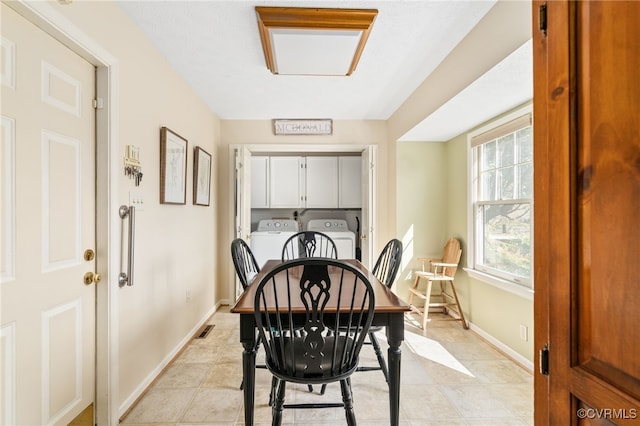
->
[533,1,640,424]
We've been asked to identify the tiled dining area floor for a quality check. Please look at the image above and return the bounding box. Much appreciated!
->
[120,307,533,425]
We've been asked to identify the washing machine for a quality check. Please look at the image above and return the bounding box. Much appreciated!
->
[307,219,356,259]
[250,219,299,268]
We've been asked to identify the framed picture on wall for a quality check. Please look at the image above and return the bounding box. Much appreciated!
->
[160,126,188,204]
[193,146,212,206]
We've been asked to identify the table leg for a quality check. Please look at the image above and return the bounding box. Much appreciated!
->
[387,313,404,426]
[240,314,256,426]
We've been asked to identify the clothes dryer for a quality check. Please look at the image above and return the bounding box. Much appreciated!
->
[306,219,356,259]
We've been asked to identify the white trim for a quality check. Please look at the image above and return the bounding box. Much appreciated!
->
[118,306,217,415]
[244,143,369,154]
[41,61,82,117]
[465,267,534,300]
[8,1,121,424]
[439,308,534,372]
[41,299,83,425]
[41,130,83,273]
[466,103,534,290]
[1,322,16,426]
[1,37,16,89]
[1,116,16,282]
[468,320,534,373]
[468,103,533,140]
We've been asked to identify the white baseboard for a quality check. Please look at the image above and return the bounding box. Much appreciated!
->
[432,309,533,373]
[468,321,534,373]
[119,304,218,417]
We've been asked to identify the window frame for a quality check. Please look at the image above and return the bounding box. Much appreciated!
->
[467,104,534,292]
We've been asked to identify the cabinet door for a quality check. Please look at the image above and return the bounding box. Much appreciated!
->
[269,156,303,208]
[250,156,269,208]
[339,156,361,208]
[306,156,338,208]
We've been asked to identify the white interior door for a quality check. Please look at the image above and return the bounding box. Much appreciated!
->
[236,146,251,241]
[1,5,96,425]
[233,146,252,298]
[360,146,377,267]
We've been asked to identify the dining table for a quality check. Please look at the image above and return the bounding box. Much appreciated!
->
[230,258,410,425]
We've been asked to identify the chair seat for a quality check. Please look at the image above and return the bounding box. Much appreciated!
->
[267,335,357,383]
[413,271,454,281]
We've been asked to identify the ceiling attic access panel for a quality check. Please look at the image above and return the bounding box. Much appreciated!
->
[255,7,378,76]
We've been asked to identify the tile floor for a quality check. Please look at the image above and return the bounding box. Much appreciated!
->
[120,307,533,425]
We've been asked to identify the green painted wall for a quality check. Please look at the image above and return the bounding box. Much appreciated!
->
[396,103,534,364]
[394,142,448,301]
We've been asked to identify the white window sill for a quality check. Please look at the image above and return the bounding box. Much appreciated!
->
[463,268,534,300]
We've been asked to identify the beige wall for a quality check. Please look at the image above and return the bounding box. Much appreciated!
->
[217,119,395,301]
[49,1,220,412]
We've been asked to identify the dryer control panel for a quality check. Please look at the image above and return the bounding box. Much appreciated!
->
[307,219,349,232]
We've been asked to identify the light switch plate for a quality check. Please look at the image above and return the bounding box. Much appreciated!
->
[129,191,145,212]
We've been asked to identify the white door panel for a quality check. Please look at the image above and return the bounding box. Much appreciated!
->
[1,4,96,425]
[234,146,252,299]
[360,146,376,267]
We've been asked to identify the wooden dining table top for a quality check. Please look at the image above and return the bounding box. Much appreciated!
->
[230,259,410,315]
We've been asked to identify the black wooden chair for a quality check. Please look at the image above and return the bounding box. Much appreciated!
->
[281,231,338,260]
[357,238,403,382]
[317,238,403,395]
[254,258,375,425]
[230,238,276,401]
[231,238,260,291]
[281,231,338,395]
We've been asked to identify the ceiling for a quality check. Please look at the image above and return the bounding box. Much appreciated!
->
[117,0,532,141]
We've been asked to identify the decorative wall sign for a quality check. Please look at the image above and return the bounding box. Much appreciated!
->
[272,119,332,135]
[160,127,187,204]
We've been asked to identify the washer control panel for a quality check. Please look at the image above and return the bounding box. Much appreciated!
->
[256,219,299,232]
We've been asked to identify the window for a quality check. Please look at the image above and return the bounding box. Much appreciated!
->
[470,107,533,288]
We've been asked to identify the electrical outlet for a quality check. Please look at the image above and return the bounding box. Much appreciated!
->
[519,324,528,341]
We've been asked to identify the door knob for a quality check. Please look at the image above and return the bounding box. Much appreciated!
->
[83,272,102,285]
